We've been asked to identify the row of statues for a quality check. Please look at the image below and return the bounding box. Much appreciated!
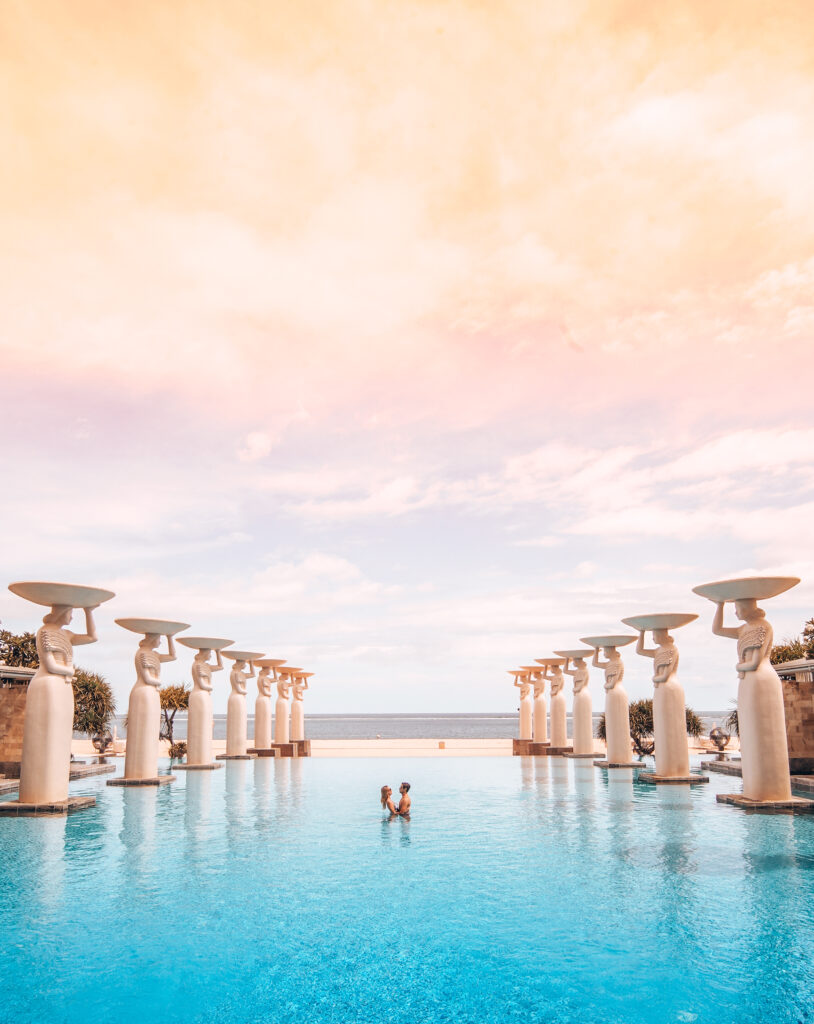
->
[5,581,314,806]
[509,576,800,803]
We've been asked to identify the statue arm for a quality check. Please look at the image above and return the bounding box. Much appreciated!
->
[592,650,609,669]
[40,643,74,678]
[212,651,224,672]
[712,602,740,640]
[137,653,162,688]
[246,661,256,679]
[636,632,656,659]
[68,607,99,647]
[736,631,771,673]
[158,634,176,663]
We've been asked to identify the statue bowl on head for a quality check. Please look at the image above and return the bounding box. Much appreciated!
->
[222,650,265,663]
[8,581,116,608]
[621,613,698,633]
[579,635,637,649]
[115,618,190,637]
[692,576,800,603]
[177,637,234,651]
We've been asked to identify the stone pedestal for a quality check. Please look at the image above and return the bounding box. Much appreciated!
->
[0,796,95,816]
[638,771,709,785]
[107,775,175,786]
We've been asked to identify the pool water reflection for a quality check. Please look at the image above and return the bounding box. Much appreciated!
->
[1,756,813,1024]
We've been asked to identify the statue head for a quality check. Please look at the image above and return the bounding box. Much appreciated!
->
[139,633,160,650]
[195,648,211,661]
[653,628,673,645]
[734,598,765,622]
[44,604,72,627]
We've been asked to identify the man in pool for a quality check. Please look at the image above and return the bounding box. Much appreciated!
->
[396,781,411,816]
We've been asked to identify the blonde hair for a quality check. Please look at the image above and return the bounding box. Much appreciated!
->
[380,785,391,808]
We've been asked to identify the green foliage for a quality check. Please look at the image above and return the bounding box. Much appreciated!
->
[0,629,38,668]
[684,707,703,739]
[771,638,807,664]
[595,698,704,754]
[770,615,814,664]
[725,702,739,738]
[159,684,190,744]
[72,669,116,737]
[168,741,187,760]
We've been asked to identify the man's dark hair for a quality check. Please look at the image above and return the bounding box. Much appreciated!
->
[401,782,411,792]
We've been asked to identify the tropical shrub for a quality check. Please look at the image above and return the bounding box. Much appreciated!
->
[596,698,704,757]
[0,629,38,668]
[159,684,190,746]
[72,669,116,737]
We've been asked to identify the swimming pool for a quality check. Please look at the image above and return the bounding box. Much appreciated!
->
[1,757,813,1024]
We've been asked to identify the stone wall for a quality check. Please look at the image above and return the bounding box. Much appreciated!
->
[0,680,29,777]
[783,675,814,775]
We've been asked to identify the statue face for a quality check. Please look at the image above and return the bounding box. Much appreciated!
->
[734,598,757,621]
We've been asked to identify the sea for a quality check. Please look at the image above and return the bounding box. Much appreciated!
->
[105,711,729,740]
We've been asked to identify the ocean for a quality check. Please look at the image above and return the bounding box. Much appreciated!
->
[105,711,729,740]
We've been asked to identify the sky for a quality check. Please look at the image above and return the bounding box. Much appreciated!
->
[2,1,814,717]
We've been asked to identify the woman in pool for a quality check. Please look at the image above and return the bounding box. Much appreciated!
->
[380,785,397,815]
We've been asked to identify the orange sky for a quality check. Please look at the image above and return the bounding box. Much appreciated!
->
[2,2,813,711]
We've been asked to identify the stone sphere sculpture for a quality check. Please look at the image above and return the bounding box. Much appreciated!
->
[222,650,264,756]
[536,658,567,747]
[9,581,114,806]
[555,648,596,755]
[580,635,637,764]
[623,613,698,779]
[693,576,799,802]
[522,666,547,743]
[510,670,533,740]
[177,636,233,765]
[291,671,313,741]
[253,658,285,749]
[116,618,189,780]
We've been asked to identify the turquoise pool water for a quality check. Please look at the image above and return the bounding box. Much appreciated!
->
[1,757,813,1024]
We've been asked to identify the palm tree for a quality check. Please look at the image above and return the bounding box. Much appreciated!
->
[596,699,704,758]
[72,669,116,742]
[160,684,190,759]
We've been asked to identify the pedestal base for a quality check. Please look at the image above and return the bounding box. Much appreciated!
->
[701,760,743,777]
[107,776,176,786]
[174,763,223,771]
[716,792,814,814]
[543,746,573,756]
[638,771,710,785]
[0,796,96,816]
[563,751,602,759]
[250,741,311,758]
[593,760,645,769]
[215,754,257,760]
[512,739,548,755]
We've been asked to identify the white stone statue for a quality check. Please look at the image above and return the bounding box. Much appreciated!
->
[255,667,273,749]
[694,576,799,802]
[117,618,189,781]
[291,671,313,741]
[9,581,113,806]
[538,658,567,747]
[510,670,533,740]
[556,648,595,755]
[223,650,263,756]
[274,664,292,743]
[581,635,637,764]
[523,667,547,743]
[177,637,232,766]
[623,614,697,778]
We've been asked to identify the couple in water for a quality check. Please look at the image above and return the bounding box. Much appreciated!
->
[381,781,411,817]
